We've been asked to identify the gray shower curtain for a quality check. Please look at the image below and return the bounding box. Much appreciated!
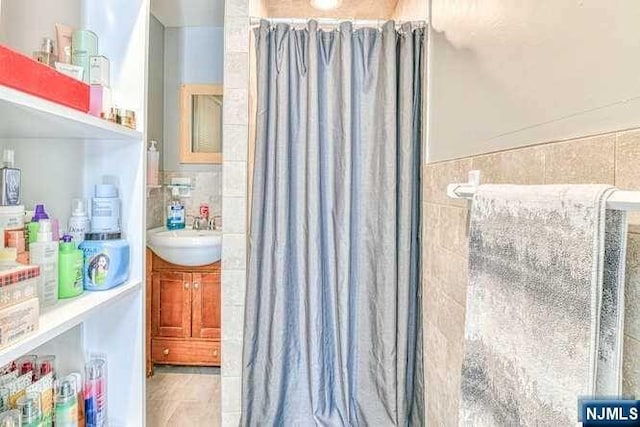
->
[242,20,425,426]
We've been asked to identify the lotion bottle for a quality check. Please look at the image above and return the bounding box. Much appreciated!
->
[146,140,159,186]
[30,219,59,308]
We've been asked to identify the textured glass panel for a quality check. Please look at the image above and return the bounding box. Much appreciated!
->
[191,95,223,153]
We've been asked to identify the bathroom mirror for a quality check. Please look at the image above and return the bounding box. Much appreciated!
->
[180,84,223,164]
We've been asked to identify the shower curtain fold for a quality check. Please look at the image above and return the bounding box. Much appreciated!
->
[242,20,425,426]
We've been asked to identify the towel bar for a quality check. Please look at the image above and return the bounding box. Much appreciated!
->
[447,170,640,211]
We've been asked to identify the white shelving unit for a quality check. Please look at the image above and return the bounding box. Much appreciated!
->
[0,0,148,425]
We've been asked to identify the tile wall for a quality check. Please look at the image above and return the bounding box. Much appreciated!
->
[424,128,640,424]
[146,170,222,230]
[222,0,251,425]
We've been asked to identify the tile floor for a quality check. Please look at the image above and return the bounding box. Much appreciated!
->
[146,366,221,426]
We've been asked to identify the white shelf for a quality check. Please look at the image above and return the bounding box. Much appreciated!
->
[0,280,142,368]
[0,85,143,140]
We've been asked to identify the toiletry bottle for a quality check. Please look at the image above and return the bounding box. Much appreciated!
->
[146,141,159,186]
[199,202,210,222]
[26,205,49,246]
[55,376,78,427]
[67,373,84,427]
[32,38,55,67]
[29,219,59,308]
[68,199,90,244]
[17,394,43,427]
[84,357,106,427]
[71,30,98,83]
[166,189,185,230]
[58,235,84,299]
[0,149,21,206]
[91,184,120,233]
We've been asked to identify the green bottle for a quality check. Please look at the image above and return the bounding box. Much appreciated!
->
[58,235,84,299]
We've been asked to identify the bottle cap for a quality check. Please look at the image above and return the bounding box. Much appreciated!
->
[71,199,87,216]
[2,149,14,168]
[59,235,75,252]
[17,395,41,424]
[95,184,118,198]
[32,204,49,222]
[149,140,158,151]
[37,219,52,242]
[56,378,76,402]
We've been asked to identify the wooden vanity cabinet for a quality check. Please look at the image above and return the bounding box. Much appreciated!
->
[146,250,221,375]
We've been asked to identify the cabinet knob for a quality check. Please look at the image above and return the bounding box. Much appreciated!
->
[213,349,219,358]
[163,348,169,356]
[193,283,199,289]
[184,282,190,289]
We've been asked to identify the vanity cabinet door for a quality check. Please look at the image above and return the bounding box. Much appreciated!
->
[191,272,221,340]
[152,272,192,338]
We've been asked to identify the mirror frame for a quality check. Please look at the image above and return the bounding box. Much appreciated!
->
[180,83,223,164]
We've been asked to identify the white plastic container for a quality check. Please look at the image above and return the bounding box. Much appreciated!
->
[91,184,121,233]
[147,140,159,186]
[0,205,24,231]
[29,219,59,308]
[68,199,91,244]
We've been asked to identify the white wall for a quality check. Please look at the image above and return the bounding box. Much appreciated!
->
[428,0,640,161]
[163,26,224,172]
[148,15,165,163]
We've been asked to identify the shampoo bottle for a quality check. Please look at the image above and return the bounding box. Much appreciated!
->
[0,149,21,206]
[30,219,59,308]
[68,199,90,244]
[146,140,159,186]
[58,235,84,299]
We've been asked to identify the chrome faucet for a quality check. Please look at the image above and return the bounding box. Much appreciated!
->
[209,215,222,231]
[192,216,205,230]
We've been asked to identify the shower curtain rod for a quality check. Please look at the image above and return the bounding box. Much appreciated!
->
[447,170,640,211]
[249,16,425,27]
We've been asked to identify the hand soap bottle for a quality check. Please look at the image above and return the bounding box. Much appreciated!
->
[147,140,159,186]
[58,235,84,299]
[0,149,21,206]
[166,188,185,230]
[30,219,59,308]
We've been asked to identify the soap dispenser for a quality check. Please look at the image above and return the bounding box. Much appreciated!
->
[147,140,159,186]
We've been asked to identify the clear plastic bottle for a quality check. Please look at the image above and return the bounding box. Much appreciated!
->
[146,140,159,186]
[29,220,59,308]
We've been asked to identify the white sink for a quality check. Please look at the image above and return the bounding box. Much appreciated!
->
[147,227,222,266]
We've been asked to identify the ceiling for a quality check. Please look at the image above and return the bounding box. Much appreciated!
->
[150,0,401,27]
[151,0,225,27]
[264,0,399,20]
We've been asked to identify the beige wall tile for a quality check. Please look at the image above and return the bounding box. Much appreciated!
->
[225,52,250,90]
[544,134,615,184]
[223,161,248,198]
[437,205,469,258]
[225,16,250,54]
[423,281,466,345]
[429,247,469,307]
[471,146,545,185]
[224,89,249,126]
[224,125,249,162]
[221,376,243,413]
[222,234,247,270]
[623,335,640,398]
[222,339,244,377]
[424,159,473,207]
[223,196,247,234]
